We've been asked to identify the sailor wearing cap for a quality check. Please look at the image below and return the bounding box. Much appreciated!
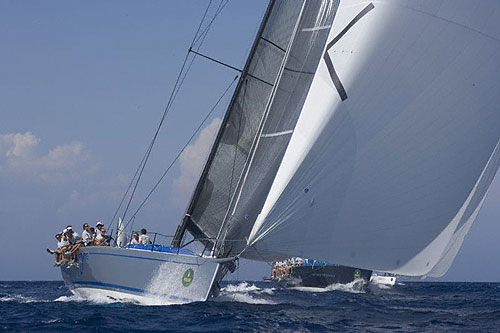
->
[65,225,79,244]
[95,221,104,231]
[47,232,70,266]
[64,226,81,265]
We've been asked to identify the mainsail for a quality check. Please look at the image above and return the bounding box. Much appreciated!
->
[172,0,340,250]
[243,0,500,277]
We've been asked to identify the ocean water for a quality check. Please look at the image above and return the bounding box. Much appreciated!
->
[1,280,499,332]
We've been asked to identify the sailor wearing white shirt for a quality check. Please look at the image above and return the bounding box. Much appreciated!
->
[64,226,81,265]
[48,232,67,265]
[65,226,79,245]
[139,228,150,245]
[95,221,104,234]
[129,232,140,245]
[58,232,70,248]
[95,228,109,246]
[81,222,92,245]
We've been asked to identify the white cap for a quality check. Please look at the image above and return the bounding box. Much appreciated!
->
[66,226,73,231]
[96,221,104,227]
[63,228,68,233]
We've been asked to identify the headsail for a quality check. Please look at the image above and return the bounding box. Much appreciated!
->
[244,0,500,277]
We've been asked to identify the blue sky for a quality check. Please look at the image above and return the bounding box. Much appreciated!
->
[1,0,499,282]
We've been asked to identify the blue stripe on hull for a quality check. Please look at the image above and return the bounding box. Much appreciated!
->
[72,281,145,293]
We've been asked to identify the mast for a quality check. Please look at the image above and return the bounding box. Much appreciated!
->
[171,0,277,248]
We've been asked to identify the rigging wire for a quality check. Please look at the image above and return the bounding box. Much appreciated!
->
[108,149,148,227]
[193,0,230,48]
[168,0,230,124]
[126,0,231,233]
[122,75,239,232]
[111,0,229,229]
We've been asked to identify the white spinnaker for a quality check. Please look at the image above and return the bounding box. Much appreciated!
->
[245,0,500,276]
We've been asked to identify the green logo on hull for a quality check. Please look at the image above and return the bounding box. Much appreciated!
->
[182,268,194,287]
[353,269,361,279]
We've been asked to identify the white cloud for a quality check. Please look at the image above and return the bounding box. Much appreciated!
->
[172,118,222,207]
[1,132,40,159]
[0,132,91,182]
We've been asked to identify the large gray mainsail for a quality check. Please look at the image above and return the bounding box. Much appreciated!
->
[217,0,340,257]
[173,0,334,248]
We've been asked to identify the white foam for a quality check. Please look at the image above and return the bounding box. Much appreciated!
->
[55,290,178,306]
[54,293,122,304]
[222,282,260,293]
[291,279,366,294]
[0,294,49,303]
[218,282,276,305]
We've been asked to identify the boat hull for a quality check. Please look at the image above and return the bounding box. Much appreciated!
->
[370,274,397,286]
[60,246,222,304]
[274,265,372,288]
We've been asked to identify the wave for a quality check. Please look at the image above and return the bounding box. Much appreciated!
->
[54,293,121,304]
[218,282,276,305]
[0,294,50,304]
[54,292,175,306]
[290,279,367,294]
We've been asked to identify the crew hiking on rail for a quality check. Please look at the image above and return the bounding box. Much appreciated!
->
[47,222,152,267]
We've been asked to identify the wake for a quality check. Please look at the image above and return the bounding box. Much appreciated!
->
[0,294,50,304]
[290,279,367,294]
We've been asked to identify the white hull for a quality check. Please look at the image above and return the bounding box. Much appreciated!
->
[61,246,226,304]
[370,274,397,287]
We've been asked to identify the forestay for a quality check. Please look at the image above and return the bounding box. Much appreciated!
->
[245,0,500,277]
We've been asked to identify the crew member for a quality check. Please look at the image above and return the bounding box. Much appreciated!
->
[95,228,110,246]
[129,232,140,245]
[139,228,150,244]
[81,222,92,246]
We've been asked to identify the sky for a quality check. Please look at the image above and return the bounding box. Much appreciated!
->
[0,0,499,282]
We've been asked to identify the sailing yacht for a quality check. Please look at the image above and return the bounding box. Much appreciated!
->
[60,0,500,303]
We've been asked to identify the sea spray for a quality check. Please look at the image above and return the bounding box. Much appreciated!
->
[291,278,366,294]
[143,261,207,305]
[218,282,277,304]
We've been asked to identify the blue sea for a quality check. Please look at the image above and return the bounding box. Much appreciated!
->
[1,280,499,332]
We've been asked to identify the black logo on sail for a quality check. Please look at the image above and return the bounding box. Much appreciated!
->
[324,3,375,101]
